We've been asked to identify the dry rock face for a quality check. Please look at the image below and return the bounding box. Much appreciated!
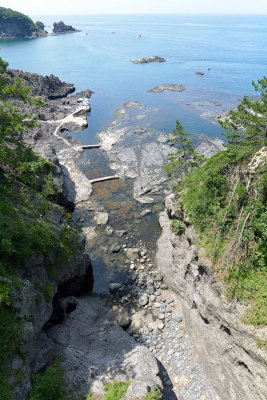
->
[47,297,162,399]
[156,195,267,400]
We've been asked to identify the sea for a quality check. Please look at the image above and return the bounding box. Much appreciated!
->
[1,14,267,141]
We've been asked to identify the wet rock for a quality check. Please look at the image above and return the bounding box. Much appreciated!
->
[110,243,121,253]
[139,293,149,306]
[94,212,109,225]
[140,209,152,217]
[115,229,128,238]
[105,225,114,236]
[109,282,122,293]
[118,315,131,329]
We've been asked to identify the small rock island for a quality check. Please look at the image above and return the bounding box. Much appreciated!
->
[148,84,185,93]
[130,56,166,64]
[53,21,80,34]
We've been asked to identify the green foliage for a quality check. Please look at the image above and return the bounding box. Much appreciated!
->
[171,219,185,236]
[28,357,66,400]
[165,120,204,176]
[144,391,162,400]
[0,6,37,36]
[0,307,23,400]
[172,78,267,326]
[0,279,11,306]
[103,381,131,400]
[42,283,54,302]
[220,77,267,146]
[177,144,267,325]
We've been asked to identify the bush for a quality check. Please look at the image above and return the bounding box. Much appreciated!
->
[144,390,162,400]
[28,357,66,400]
[103,381,130,400]
[171,219,185,236]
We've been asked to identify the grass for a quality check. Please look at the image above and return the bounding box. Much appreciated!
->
[86,382,162,400]
[0,307,23,400]
[104,381,130,400]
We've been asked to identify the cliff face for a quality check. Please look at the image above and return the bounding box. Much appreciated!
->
[10,197,92,400]
[0,67,94,399]
[156,194,267,400]
[0,7,45,38]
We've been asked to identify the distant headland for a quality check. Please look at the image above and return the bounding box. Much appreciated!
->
[0,6,79,39]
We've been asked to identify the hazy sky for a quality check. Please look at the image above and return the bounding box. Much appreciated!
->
[2,0,267,16]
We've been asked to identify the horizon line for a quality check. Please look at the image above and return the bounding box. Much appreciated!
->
[30,12,267,16]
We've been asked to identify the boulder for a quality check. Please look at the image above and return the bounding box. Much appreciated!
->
[139,293,149,306]
[94,212,109,226]
[109,282,122,293]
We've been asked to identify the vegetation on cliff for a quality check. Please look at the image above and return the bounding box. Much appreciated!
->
[0,58,82,399]
[168,77,267,326]
[0,7,37,37]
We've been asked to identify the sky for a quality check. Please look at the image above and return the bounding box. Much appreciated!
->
[1,0,267,16]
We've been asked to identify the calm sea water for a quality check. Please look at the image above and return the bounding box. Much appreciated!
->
[1,14,267,140]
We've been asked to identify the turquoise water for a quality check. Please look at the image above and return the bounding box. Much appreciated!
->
[1,14,267,140]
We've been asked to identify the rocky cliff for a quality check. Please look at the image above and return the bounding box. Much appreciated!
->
[0,6,46,38]
[156,194,267,400]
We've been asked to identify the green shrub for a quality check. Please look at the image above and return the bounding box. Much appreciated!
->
[171,219,185,236]
[177,145,267,325]
[28,357,66,400]
[0,307,22,400]
[144,390,162,400]
[0,279,11,306]
[104,380,130,400]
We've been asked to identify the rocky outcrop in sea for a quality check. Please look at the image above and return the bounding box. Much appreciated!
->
[130,56,166,64]
[53,21,80,34]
